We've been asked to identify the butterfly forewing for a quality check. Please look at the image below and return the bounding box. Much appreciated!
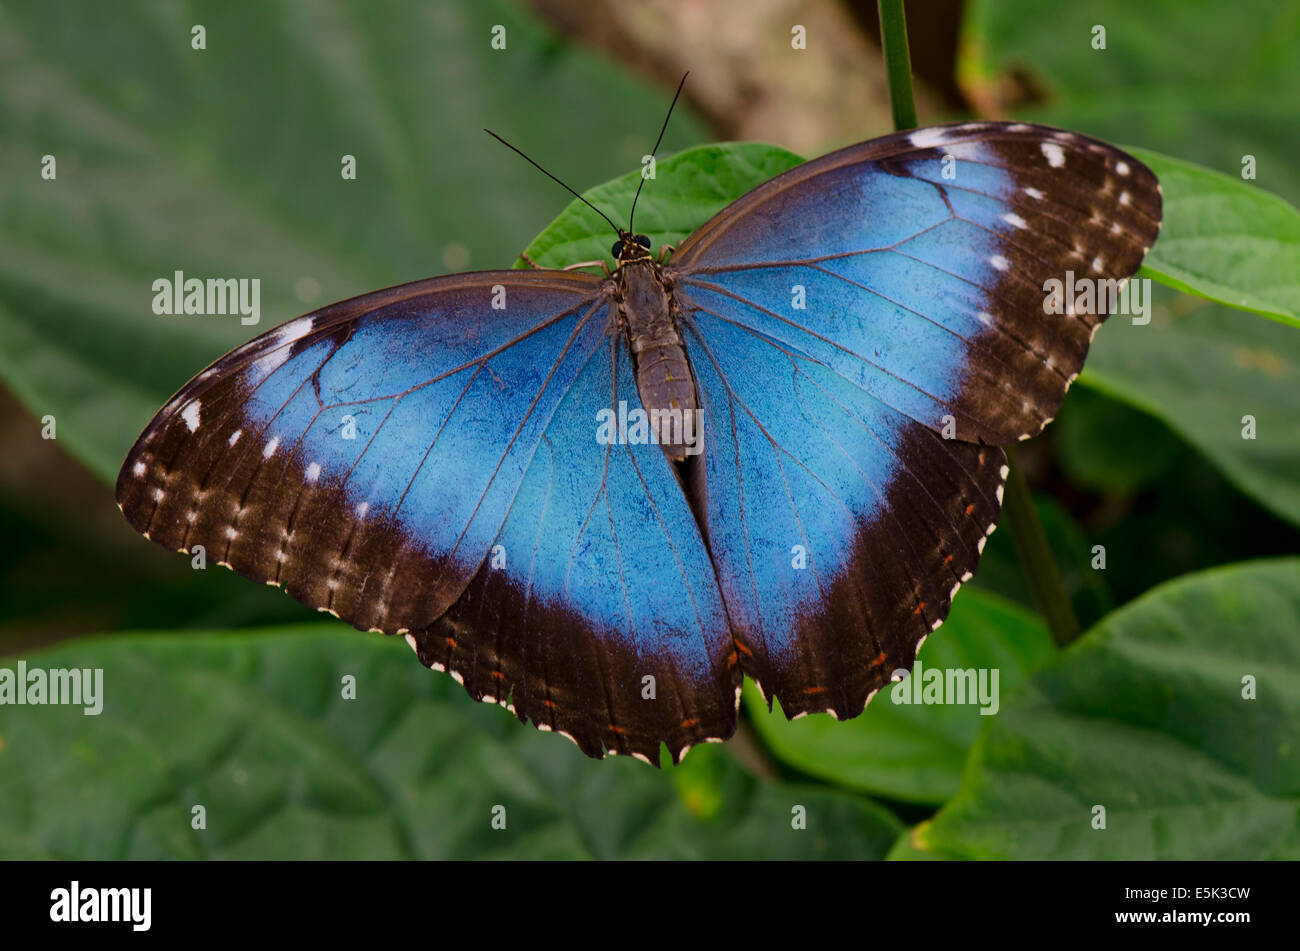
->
[118,270,611,632]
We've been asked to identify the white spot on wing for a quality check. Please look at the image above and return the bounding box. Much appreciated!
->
[990,255,1010,271]
[1002,213,1028,229]
[263,436,279,458]
[276,316,314,344]
[1023,186,1045,200]
[305,461,321,483]
[182,401,201,432]
[1041,142,1066,167]
[908,128,951,149]
[1116,161,1130,176]
[228,429,242,446]
[132,460,146,477]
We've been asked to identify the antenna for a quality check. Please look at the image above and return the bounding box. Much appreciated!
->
[628,72,689,235]
[484,129,623,236]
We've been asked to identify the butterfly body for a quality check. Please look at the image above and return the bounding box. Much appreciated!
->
[616,255,700,462]
[118,121,1161,764]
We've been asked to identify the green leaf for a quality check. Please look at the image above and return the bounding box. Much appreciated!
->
[1133,149,1300,329]
[0,0,704,484]
[1083,289,1300,528]
[960,0,1300,206]
[1055,385,1182,495]
[973,492,1115,631]
[920,558,1300,860]
[517,142,804,269]
[745,588,1055,804]
[0,627,902,859]
[885,822,963,860]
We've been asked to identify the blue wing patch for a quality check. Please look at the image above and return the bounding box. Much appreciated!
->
[666,121,1159,719]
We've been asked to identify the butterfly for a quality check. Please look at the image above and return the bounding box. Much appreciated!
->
[117,115,1161,765]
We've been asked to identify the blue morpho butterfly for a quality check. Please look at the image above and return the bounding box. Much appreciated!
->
[117,80,1161,765]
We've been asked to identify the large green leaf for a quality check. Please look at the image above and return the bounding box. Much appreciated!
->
[917,559,1300,860]
[0,0,704,484]
[1083,288,1300,528]
[1134,149,1300,329]
[744,588,1054,804]
[517,143,803,269]
[972,491,1115,630]
[1054,385,1182,495]
[960,0,1300,205]
[1048,384,1300,609]
[0,627,902,859]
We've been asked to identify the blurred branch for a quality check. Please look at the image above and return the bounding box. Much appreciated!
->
[529,0,944,153]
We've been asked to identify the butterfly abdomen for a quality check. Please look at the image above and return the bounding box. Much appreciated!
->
[618,260,700,461]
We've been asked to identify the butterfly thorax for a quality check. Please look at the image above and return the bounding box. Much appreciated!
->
[616,259,699,462]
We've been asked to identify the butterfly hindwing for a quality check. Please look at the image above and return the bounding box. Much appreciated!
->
[409,332,739,763]
[682,311,1007,717]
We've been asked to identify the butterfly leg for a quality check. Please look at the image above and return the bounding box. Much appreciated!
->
[565,260,612,276]
[657,244,677,263]
[517,252,609,276]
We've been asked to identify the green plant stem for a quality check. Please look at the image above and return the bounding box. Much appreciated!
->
[1002,453,1080,646]
[878,0,918,130]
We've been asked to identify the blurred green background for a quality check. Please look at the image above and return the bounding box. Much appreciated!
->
[0,0,1297,859]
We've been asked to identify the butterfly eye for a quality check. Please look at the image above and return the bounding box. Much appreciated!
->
[635,234,651,249]
[611,240,624,258]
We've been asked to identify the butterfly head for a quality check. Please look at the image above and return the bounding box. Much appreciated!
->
[611,232,653,265]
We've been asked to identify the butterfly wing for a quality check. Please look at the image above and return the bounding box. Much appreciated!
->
[408,332,738,763]
[117,269,737,761]
[666,121,1161,718]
